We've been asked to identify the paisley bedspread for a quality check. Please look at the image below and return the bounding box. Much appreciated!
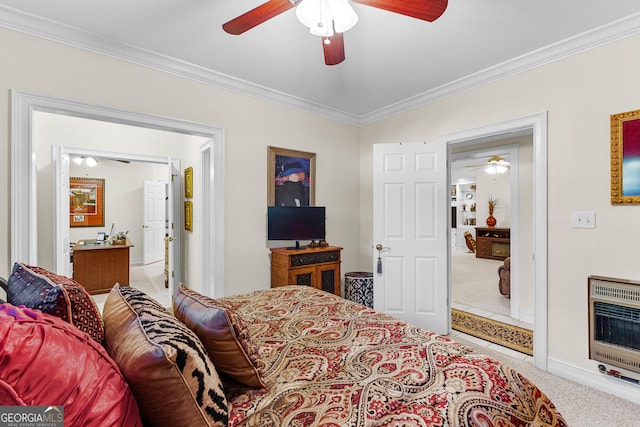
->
[221,286,566,426]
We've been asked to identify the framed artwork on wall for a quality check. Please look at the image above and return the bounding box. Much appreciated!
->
[70,177,105,227]
[185,166,193,198]
[611,109,640,204]
[184,201,193,231]
[267,146,316,207]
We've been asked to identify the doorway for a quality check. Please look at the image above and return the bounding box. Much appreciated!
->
[61,148,174,306]
[10,91,225,299]
[443,113,548,369]
[450,143,529,329]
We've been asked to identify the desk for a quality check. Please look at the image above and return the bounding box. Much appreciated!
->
[72,238,134,294]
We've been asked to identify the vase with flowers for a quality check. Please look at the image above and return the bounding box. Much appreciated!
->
[486,196,498,228]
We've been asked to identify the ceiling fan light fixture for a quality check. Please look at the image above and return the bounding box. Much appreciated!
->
[72,156,98,167]
[484,156,510,175]
[296,0,358,37]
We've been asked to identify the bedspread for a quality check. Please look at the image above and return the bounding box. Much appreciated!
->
[221,286,566,426]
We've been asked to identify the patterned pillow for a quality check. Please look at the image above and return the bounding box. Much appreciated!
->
[103,284,227,427]
[7,262,104,344]
[174,284,265,388]
[0,303,142,426]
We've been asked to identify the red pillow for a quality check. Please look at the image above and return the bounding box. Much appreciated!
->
[7,262,104,344]
[0,303,141,426]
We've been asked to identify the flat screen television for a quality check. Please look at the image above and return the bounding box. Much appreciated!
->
[267,206,326,249]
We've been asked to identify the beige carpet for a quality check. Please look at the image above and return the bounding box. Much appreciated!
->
[451,249,510,317]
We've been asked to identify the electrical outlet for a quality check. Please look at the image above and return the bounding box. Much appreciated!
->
[572,211,596,229]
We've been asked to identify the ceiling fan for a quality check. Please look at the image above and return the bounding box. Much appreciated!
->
[464,156,511,175]
[222,0,448,65]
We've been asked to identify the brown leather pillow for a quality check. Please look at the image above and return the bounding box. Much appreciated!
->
[174,284,264,388]
[103,284,227,426]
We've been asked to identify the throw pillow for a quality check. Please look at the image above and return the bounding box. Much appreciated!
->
[7,262,104,344]
[174,284,265,388]
[0,303,142,426]
[103,284,227,427]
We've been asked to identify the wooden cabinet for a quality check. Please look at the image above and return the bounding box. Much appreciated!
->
[72,238,134,294]
[475,228,510,260]
[270,246,342,296]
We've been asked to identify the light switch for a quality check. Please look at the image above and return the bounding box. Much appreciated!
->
[572,211,596,229]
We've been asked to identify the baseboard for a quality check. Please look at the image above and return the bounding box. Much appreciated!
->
[547,357,640,404]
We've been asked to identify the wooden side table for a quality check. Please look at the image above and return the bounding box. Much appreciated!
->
[270,246,342,296]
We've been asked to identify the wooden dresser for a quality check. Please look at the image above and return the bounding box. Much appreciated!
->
[270,246,342,296]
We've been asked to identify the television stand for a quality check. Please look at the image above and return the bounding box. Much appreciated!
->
[270,246,342,296]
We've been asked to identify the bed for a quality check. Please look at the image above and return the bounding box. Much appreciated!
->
[218,285,566,426]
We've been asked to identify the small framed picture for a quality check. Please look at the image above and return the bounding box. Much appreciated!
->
[184,201,193,231]
[267,146,315,207]
[185,167,193,198]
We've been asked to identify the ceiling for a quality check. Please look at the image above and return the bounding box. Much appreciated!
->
[1,0,640,124]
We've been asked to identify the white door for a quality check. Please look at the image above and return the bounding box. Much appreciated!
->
[373,142,449,334]
[143,179,167,265]
[53,146,71,276]
[166,158,182,296]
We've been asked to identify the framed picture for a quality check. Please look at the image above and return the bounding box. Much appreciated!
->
[611,109,640,204]
[185,166,193,198]
[184,201,193,231]
[69,177,105,228]
[268,146,316,206]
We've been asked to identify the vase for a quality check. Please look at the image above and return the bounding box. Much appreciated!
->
[486,214,497,228]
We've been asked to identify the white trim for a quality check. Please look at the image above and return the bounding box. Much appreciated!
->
[1,7,639,125]
[359,14,640,124]
[442,112,548,371]
[10,90,225,297]
[547,358,640,405]
[200,138,226,298]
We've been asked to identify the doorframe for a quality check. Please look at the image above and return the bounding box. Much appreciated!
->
[441,112,548,370]
[10,90,225,297]
[55,146,173,275]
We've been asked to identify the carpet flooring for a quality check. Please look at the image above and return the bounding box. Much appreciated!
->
[451,249,510,316]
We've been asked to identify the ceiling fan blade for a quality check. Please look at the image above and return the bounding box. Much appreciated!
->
[352,0,448,22]
[223,0,296,35]
[323,32,345,66]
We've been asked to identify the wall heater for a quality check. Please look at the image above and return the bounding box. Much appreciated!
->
[588,276,640,376]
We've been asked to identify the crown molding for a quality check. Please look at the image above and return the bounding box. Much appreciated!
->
[1,6,639,127]
[0,5,361,126]
[360,12,640,125]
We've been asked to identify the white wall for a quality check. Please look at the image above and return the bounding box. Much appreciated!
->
[0,27,360,298]
[359,34,640,383]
